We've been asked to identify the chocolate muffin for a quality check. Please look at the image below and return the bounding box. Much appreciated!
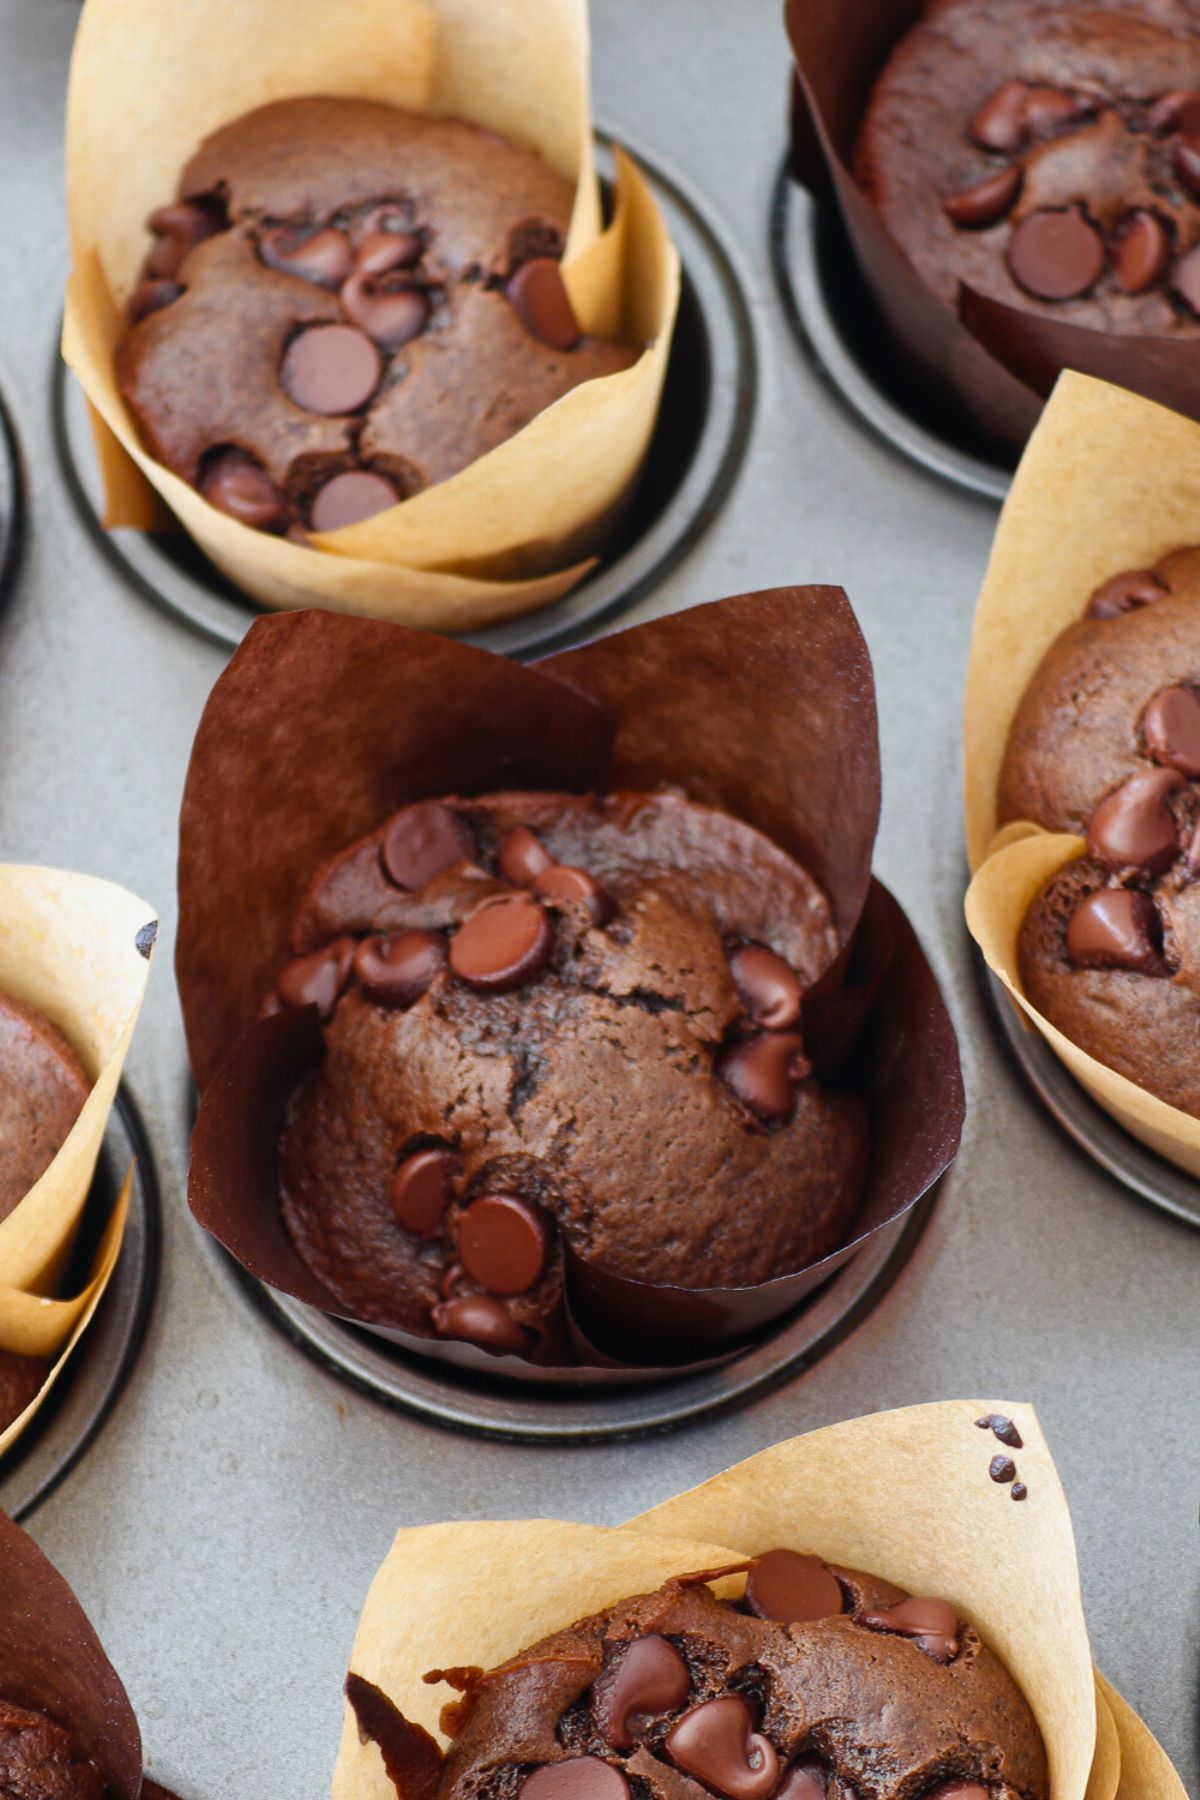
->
[998,544,1200,1112]
[0,1351,50,1436]
[0,994,91,1223]
[270,791,870,1362]
[857,0,1200,335]
[0,1699,109,1799]
[115,97,638,538]
[347,1549,1047,1800]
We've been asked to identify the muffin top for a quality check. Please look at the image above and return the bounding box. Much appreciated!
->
[0,993,91,1223]
[272,790,869,1363]
[116,96,636,538]
[0,1700,109,1800]
[857,0,1200,331]
[348,1550,1048,1800]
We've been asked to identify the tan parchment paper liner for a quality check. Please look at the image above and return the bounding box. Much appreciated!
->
[1097,1671,1188,1800]
[0,1166,132,1459]
[330,1402,1176,1800]
[0,866,155,1293]
[63,0,681,632]
[963,371,1200,873]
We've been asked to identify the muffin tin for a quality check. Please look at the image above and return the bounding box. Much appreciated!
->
[2,1,1197,1793]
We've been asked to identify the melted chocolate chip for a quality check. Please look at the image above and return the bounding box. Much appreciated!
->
[506,257,579,350]
[857,1596,959,1663]
[728,946,803,1031]
[923,1787,990,1800]
[127,278,184,324]
[975,1413,1023,1449]
[773,1763,830,1800]
[1011,1483,1028,1502]
[200,450,289,530]
[989,1455,1017,1484]
[276,937,355,1018]
[593,1636,690,1749]
[970,80,1030,152]
[1086,768,1183,874]
[382,803,476,890]
[744,1550,843,1625]
[1008,208,1104,301]
[1150,90,1200,135]
[340,274,430,348]
[1112,211,1171,295]
[1086,569,1167,618]
[309,470,401,530]
[498,826,554,888]
[1023,85,1098,134]
[431,1294,529,1356]
[144,198,224,279]
[1066,889,1166,973]
[1171,242,1200,316]
[391,1146,455,1238]
[665,1696,779,1800]
[1174,135,1200,200]
[520,1763,630,1800]
[354,930,446,1005]
[356,229,423,276]
[280,323,382,414]
[717,1032,810,1125]
[1142,685,1200,776]
[450,897,553,992]
[532,864,615,926]
[259,224,352,287]
[943,164,1023,229]
[458,1194,549,1295]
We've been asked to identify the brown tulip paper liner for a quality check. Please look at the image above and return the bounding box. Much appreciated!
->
[0,866,155,1295]
[63,0,680,631]
[179,592,961,1374]
[783,3,1200,453]
[0,1508,144,1799]
[332,1402,1169,1800]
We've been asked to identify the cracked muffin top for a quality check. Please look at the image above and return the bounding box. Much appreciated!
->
[268,790,870,1364]
[115,96,637,541]
[345,1549,1048,1800]
[0,993,90,1224]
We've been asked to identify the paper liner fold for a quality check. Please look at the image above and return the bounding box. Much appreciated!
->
[332,1404,1193,1800]
[1098,1671,1188,1800]
[180,593,961,1374]
[783,1,1200,451]
[64,0,680,631]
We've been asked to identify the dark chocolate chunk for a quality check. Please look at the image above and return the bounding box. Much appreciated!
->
[1007,208,1104,301]
[259,224,353,287]
[520,1761,630,1800]
[969,79,1030,152]
[717,1032,811,1125]
[1066,889,1165,973]
[310,470,401,530]
[1112,212,1171,296]
[354,930,446,1005]
[1011,1483,1028,1502]
[1086,569,1167,618]
[391,1146,455,1238]
[382,803,477,890]
[532,864,615,926]
[1142,685,1200,776]
[200,450,289,530]
[430,1293,530,1356]
[505,257,579,350]
[989,1455,1017,1484]
[340,274,430,348]
[458,1194,549,1295]
[744,1550,843,1625]
[593,1636,690,1749]
[665,1696,779,1800]
[857,1596,959,1663]
[975,1413,1023,1449]
[943,164,1023,229]
[728,946,803,1031]
[1086,767,1183,874]
[449,897,553,992]
[498,825,554,888]
[276,937,355,1018]
[280,322,382,414]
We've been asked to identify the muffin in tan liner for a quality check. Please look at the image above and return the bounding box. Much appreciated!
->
[178,593,963,1380]
[783,1,1200,455]
[332,1402,1184,1800]
[962,371,1200,1174]
[0,1508,181,1798]
[63,0,681,633]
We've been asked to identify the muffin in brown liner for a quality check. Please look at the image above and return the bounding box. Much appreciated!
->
[179,593,963,1378]
[783,0,1200,454]
[0,1507,179,1799]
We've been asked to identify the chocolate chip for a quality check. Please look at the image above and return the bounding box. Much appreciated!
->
[857,1596,959,1663]
[1066,889,1165,973]
[923,1788,990,1800]
[506,257,580,350]
[1142,685,1200,775]
[309,470,400,530]
[1022,85,1098,136]
[1011,1483,1028,1502]
[975,1413,1023,1449]
[200,450,289,530]
[1150,90,1200,135]
[391,1146,455,1237]
[276,937,355,1018]
[773,1763,831,1800]
[665,1697,779,1800]
[744,1550,843,1624]
[1171,242,1200,315]
[728,946,803,1031]
[498,826,554,888]
[450,897,553,992]
[340,274,431,348]
[593,1636,690,1749]
[431,1293,530,1356]
[144,199,223,279]
[1175,136,1200,199]
[280,323,381,415]
[989,1455,1017,1484]
[1008,207,1104,300]
[259,225,353,287]
[1112,211,1171,295]
[969,79,1030,152]
[532,864,615,926]
[354,930,446,1005]
[126,278,184,324]
[1086,767,1183,874]
[520,1761,630,1800]
[381,803,477,890]
[459,1194,549,1295]
[355,230,423,276]
[1086,569,1167,618]
[942,164,1023,229]
[717,1032,810,1125]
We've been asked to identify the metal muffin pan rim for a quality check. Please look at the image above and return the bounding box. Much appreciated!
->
[0,1086,161,1522]
[769,163,1012,506]
[52,127,757,659]
[198,1192,934,1442]
[0,390,21,600]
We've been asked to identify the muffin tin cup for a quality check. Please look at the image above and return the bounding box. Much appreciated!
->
[0,1086,160,1521]
[54,133,755,658]
[770,167,1011,503]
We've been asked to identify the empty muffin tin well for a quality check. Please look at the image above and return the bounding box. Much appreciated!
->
[0,1089,160,1521]
[770,164,1012,504]
[55,134,755,658]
